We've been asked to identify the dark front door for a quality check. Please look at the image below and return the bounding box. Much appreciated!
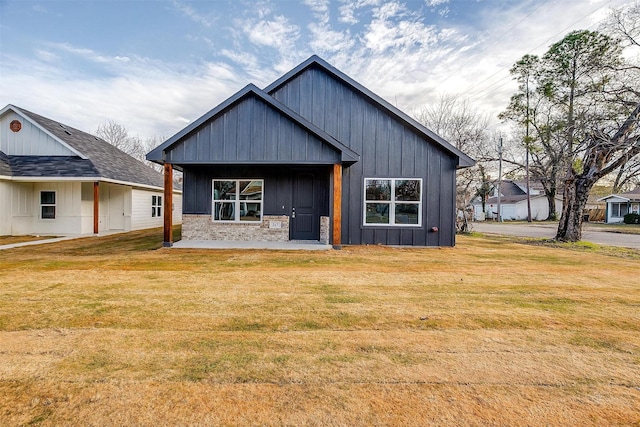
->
[291,172,318,240]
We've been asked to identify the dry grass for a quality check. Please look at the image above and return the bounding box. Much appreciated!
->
[585,222,640,235]
[0,229,639,426]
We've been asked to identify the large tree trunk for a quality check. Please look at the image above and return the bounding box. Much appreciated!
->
[546,194,556,221]
[556,172,596,241]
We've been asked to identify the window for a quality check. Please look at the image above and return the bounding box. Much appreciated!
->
[152,195,162,217]
[364,178,421,226]
[611,202,629,218]
[213,179,263,222]
[40,191,56,219]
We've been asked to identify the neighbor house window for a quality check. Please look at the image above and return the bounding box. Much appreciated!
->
[364,178,422,226]
[152,195,162,217]
[611,203,629,218]
[213,179,263,222]
[40,191,56,219]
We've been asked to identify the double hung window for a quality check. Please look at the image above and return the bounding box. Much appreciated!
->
[40,191,56,219]
[213,180,263,222]
[364,178,422,226]
[152,196,162,217]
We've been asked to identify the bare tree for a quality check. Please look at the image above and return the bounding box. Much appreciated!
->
[96,120,163,170]
[414,94,492,230]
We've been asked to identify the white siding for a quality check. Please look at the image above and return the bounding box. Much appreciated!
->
[0,111,76,156]
[80,182,95,234]
[10,182,34,235]
[32,182,83,235]
[9,182,83,235]
[174,194,183,225]
[131,189,182,231]
[0,181,11,235]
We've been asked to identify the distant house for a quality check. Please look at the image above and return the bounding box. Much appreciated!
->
[0,105,182,236]
[147,55,474,247]
[472,180,562,221]
[598,187,640,223]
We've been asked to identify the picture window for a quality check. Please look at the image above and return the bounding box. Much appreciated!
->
[212,179,263,222]
[364,178,422,226]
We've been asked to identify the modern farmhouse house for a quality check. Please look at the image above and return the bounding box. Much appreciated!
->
[147,56,474,248]
[0,104,182,236]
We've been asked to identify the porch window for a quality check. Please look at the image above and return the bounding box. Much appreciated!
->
[152,195,162,217]
[40,191,56,219]
[364,178,422,226]
[611,203,629,218]
[213,179,263,222]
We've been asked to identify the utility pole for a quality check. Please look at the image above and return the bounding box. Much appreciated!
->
[525,76,532,222]
[497,137,503,222]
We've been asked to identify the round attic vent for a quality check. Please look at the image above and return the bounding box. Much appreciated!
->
[10,120,22,133]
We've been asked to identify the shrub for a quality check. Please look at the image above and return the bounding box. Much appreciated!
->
[623,213,640,224]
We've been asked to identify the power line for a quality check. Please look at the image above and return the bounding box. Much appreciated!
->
[432,0,551,89]
[461,0,614,103]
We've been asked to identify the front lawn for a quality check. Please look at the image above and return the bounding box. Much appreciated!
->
[0,228,638,426]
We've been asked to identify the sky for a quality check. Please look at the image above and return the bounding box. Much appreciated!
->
[0,0,634,143]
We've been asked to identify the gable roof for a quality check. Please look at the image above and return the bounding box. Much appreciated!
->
[1,105,174,191]
[147,84,360,165]
[264,55,475,169]
[598,187,640,202]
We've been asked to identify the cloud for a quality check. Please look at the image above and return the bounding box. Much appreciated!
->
[362,2,438,52]
[338,0,380,24]
[304,0,331,23]
[172,0,215,27]
[2,0,636,144]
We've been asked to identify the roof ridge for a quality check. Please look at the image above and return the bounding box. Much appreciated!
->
[263,55,475,169]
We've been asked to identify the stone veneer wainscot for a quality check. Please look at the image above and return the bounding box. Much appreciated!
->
[182,214,290,242]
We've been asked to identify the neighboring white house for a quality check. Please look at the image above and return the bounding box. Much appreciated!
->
[0,104,182,236]
[598,187,640,223]
[472,180,562,221]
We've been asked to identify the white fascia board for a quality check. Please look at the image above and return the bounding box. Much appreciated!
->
[597,195,630,202]
[2,105,88,159]
[8,176,181,194]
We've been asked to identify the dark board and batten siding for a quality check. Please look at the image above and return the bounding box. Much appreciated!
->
[165,95,340,165]
[270,66,458,246]
[182,165,329,219]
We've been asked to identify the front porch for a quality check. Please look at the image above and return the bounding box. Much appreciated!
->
[171,238,331,250]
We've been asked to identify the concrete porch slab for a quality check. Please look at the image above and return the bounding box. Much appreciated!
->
[171,239,332,250]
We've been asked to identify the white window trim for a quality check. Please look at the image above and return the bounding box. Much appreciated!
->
[363,178,422,227]
[40,190,56,220]
[152,195,162,218]
[611,202,629,218]
[212,179,264,224]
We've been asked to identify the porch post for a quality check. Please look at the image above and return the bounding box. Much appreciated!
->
[93,182,99,234]
[163,163,173,247]
[332,163,342,249]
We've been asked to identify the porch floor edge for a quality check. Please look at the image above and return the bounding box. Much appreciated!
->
[172,239,332,250]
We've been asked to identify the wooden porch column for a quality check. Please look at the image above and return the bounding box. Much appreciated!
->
[163,163,174,247]
[93,182,99,234]
[332,163,342,249]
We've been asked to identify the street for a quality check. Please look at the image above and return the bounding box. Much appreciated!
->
[472,222,640,250]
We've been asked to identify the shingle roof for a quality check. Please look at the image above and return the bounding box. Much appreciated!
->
[499,181,527,197]
[0,151,11,176]
[5,156,99,177]
[3,105,171,190]
[621,187,640,196]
